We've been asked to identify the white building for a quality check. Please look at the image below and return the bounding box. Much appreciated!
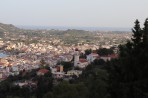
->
[100,54,118,61]
[87,53,99,63]
[67,70,82,77]
[52,72,65,79]
[0,73,2,79]
[12,66,19,72]
[74,48,79,67]
[77,59,89,69]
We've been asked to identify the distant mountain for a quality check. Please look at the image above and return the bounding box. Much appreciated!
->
[0,23,20,33]
[17,25,131,31]
[0,22,131,32]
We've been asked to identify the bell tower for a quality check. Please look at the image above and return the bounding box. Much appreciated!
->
[74,48,79,67]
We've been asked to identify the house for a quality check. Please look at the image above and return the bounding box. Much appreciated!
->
[14,81,37,88]
[87,53,99,63]
[77,58,89,68]
[55,65,63,72]
[52,72,65,79]
[11,66,19,75]
[51,67,57,73]
[37,69,49,76]
[12,66,19,72]
[73,48,89,68]
[67,70,82,77]
[100,54,118,61]
[108,54,118,59]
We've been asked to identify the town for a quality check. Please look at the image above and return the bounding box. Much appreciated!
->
[0,0,147,97]
[0,23,131,84]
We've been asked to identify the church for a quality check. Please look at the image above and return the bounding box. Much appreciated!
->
[74,48,89,69]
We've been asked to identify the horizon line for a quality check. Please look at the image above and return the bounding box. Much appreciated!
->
[17,25,131,32]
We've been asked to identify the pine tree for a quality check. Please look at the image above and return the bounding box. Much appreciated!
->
[143,18,148,45]
[132,19,142,46]
[108,18,148,98]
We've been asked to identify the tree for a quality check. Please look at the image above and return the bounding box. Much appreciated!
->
[131,19,142,46]
[97,48,114,56]
[20,86,31,98]
[85,49,92,55]
[93,59,105,65]
[80,53,86,58]
[44,69,52,77]
[143,18,148,45]
[107,18,148,98]
[60,61,73,72]
[43,92,53,98]
[52,81,89,98]
[79,64,109,98]
[36,76,53,98]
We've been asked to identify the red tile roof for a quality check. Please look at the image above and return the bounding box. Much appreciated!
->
[79,59,88,63]
[108,54,118,58]
[75,48,79,51]
[0,62,5,65]
[101,54,118,58]
[38,69,49,74]
[90,53,99,56]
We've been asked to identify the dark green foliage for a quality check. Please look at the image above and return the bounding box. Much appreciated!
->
[107,18,148,98]
[0,67,52,98]
[80,49,92,59]
[97,48,114,56]
[36,76,53,98]
[79,53,86,58]
[85,49,92,55]
[44,69,52,77]
[43,92,53,98]
[93,59,106,65]
[19,86,31,98]
[131,19,142,46]
[60,61,73,72]
[0,80,34,98]
[79,64,109,98]
[143,18,148,45]
[52,81,89,98]
[0,80,11,98]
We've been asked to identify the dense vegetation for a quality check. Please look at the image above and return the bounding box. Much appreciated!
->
[107,18,148,98]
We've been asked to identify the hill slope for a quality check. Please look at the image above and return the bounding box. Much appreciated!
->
[0,23,21,33]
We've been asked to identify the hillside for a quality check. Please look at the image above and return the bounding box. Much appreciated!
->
[0,23,20,33]
[0,22,131,46]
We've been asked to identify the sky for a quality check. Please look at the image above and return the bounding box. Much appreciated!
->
[0,0,147,28]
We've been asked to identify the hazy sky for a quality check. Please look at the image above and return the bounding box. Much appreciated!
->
[0,0,147,27]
